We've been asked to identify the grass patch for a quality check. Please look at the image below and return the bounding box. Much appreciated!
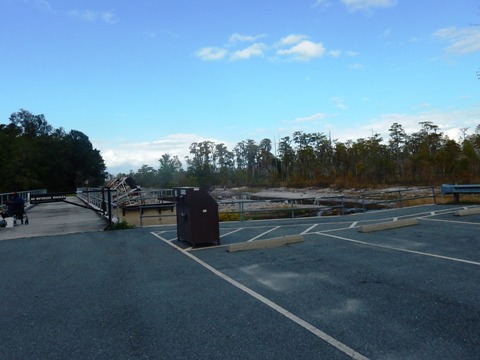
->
[106,218,136,230]
[218,212,241,222]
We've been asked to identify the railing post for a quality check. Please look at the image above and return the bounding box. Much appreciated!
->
[432,186,436,204]
[399,190,403,208]
[101,188,106,215]
[239,201,244,222]
[107,187,112,226]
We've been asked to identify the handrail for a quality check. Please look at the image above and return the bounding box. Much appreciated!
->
[0,189,47,208]
[77,186,439,226]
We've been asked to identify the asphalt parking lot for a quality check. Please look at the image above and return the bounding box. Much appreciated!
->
[1,202,479,359]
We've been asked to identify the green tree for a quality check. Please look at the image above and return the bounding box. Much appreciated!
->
[9,109,52,138]
[158,154,183,188]
[133,165,159,188]
[257,138,279,183]
[1,110,106,192]
[277,136,295,182]
[388,122,407,180]
[292,131,317,181]
[186,141,216,187]
[213,144,235,186]
[233,139,259,183]
[64,130,106,189]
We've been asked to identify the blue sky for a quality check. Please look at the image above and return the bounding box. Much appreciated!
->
[1,0,479,174]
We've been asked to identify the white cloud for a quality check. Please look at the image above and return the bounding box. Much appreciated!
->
[277,40,325,61]
[293,113,329,123]
[341,0,397,12]
[22,0,53,11]
[379,28,392,38]
[433,26,480,55]
[23,1,118,23]
[312,0,333,10]
[346,50,359,57]
[195,47,228,61]
[99,107,480,174]
[196,33,327,62]
[32,0,53,12]
[68,9,118,24]
[279,34,309,46]
[228,33,266,44]
[332,97,347,110]
[96,133,229,174]
[351,108,480,143]
[231,43,266,60]
[349,63,364,70]
[279,106,480,146]
[328,50,341,57]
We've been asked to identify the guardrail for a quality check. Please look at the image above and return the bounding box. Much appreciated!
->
[218,197,346,221]
[215,187,437,221]
[441,184,480,202]
[74,186,439,227]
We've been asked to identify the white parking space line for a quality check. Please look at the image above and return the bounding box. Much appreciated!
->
[421,207,469,217]
[317,232,480,266]
[420,217,480,226]
[153,230,177,242]
[302,224,319,234]
[349,222,358,228]
[221,228,244,238]
[151,232,369,360]
[247,226,280,242]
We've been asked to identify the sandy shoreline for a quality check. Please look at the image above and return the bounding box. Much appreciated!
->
[210,186,428,200]
[210,186,437,213]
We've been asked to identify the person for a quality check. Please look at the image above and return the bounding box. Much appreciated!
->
[1,192,25,223]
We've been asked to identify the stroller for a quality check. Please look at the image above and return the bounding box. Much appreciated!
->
[0,203,28,226]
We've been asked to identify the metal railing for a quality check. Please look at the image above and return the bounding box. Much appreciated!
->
[74,186,439,226]
[76,187,117,224]
[218,196,346,221]
[217,187,437,221]
[0,189,47,209]
[358,186,436,211]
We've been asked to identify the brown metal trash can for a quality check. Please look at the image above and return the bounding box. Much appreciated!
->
[174,187,220,246]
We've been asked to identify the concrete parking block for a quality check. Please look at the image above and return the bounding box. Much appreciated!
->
[358,218,418,233]
[454,207,480,216]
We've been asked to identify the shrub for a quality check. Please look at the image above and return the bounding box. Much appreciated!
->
[107,218,135,230]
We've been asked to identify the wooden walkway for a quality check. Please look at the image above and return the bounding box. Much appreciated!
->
[0,196,107,241]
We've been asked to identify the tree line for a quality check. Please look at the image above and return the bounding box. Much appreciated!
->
[126,121,480,189]
[0,110,106,193]
[3,109,479,192]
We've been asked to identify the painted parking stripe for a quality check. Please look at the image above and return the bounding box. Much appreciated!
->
[420,217,480,226]
[247,226,281,242]
[152,232,369,360]
[302,223,319,234]
[317,232,480,266]
[221,228,244,238]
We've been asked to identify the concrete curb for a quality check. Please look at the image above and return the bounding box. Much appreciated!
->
[358,218,418,233]
[227,235,304,253]
[454,207,480,216]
